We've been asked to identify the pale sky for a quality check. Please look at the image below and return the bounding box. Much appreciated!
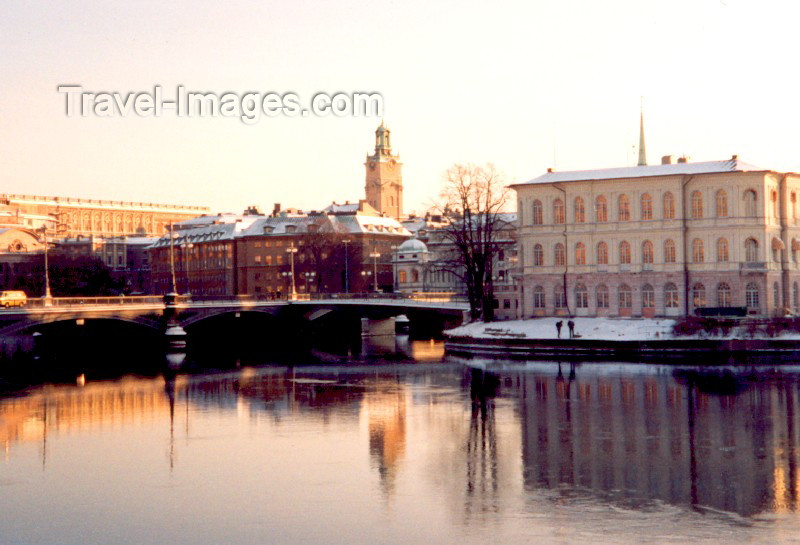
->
[2,0,799,216]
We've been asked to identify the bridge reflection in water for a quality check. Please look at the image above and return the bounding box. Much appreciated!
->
[4,357,800,543]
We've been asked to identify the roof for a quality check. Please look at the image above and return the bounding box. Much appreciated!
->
[511,158,768,187]
[398,238,428,252]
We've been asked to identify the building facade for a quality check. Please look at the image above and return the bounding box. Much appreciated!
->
[512,156,800,318]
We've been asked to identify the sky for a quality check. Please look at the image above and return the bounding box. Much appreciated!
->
[2,0,800,216]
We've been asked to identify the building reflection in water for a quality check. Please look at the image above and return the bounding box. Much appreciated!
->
[505,363,800,516]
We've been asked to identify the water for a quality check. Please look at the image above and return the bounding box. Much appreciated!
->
[4,340,800,544]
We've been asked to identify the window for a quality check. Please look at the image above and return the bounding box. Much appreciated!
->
[771,190,779,219]
[744,190,758,217]
[716,190,728,218]
[575,242,586,265]
[596,284,609,308]
[533,286,546,308]
[663,192,675,219]
[554,285,566,308]
[664,239,676,263]
[553,199,565,224]
[792,193,797,221]
[642,240,654,265]
[664,283,679,308]
[618,195,630,221]
[533,244,544,267]
[717,282,731,307]
[412,270,420,283]
[746,282,760,309]
[745,238,759,263]
[717,238,729,262]
[691,191,703,219]
[597,242,608,265]
[554,243,565,266]
[574,197,585,223]
[575,284,588,308]
[596,196,608,222]
[619,241,631,264]
[619,284,632,308]
[641,193,653,220]
[774,282,780,309]
[692,283,706,308]
[642,284,655,309]
[532,200,543,225]
[692,238,704,263]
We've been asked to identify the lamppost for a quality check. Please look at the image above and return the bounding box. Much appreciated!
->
[360,270,372,293]
[281,271,291,297]
[286,242,298,299]
[369,249,380,293]
[39,227,53,305]
[303,271,316,293]
[342,239,351,294]
[168,222,178,295]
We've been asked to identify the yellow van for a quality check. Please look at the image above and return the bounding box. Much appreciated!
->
[0,290,27,308]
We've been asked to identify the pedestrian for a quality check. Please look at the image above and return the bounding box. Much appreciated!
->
[556,320,563,338]
[567,320,575,339]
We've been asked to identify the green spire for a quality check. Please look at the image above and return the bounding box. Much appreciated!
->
[638,100,647,167]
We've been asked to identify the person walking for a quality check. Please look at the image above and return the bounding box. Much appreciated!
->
[556,320,563,338]
[567,320,575,339]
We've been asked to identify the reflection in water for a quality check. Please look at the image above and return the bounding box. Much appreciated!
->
[5,354,800,543]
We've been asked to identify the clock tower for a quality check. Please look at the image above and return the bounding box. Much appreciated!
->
[365,121,403,219]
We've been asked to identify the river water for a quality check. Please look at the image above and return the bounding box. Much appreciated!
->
[3,338,800,544]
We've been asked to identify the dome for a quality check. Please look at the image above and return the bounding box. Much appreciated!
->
[398,237,427,253]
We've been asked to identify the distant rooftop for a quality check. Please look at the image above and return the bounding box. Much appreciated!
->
[511,157,770,187]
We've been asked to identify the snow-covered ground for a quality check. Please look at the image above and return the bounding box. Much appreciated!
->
[445,317,800,341]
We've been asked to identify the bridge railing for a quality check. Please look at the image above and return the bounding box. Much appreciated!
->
[25,295,166,308]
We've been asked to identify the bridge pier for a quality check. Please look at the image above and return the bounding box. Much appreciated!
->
[163,293,187,350]
[360,317,396,337]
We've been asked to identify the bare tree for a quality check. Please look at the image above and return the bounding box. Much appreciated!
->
[433,163,511,322]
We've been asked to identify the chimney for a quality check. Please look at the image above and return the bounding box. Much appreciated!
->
[731,154,738,161]
[677,156,689,164]
[547,168,554,173]
[661,155,674,165]
[272,203,281,217]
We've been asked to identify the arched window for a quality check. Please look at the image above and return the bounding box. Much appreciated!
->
[575,284,588,308]
[532,200,543,225]
[771,190,779,219]
[412,269,419,282]
[596,284,609,308]
[664,239,676,263]
[596,196,608,222]
[744,190,758,217]
[575,242,586,265]
[619,241,631,264]
[554,285,566,308]
[574,197,585,223]
[553,199,565,224]
[692,238,704,263]
[693,283,706,308]
[774,282,780,309]
[597,241,608,265]
[398,271,407,283]
[716,190,728,218]
[691,191,704,219]
[792,193,797,221]
[619,284,632,308]
[533,286,546,308]
[533,243,544,267]
[717,282,731,307]
[642,240,654,265]
[642,284,654,309]
[745,238,759,263]
[554,243,565,266]
[618,195,630,221]
[663,192,675,219]
[641,193,653,220]
[746,282,759,309]
[717,238,729,262]
[664,283,679,308]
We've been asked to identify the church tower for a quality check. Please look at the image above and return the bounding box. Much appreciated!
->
[365,121,403,219]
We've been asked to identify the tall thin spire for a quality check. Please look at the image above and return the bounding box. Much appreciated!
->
[637,98,647,166]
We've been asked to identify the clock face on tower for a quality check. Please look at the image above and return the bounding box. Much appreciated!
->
[369,162,376,169]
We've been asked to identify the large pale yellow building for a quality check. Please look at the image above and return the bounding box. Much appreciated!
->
[511,156,800,318]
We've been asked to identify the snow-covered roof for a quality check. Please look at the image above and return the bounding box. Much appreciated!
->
[398,237,428,253]
[151,221,247,248]
[511,158,768,187]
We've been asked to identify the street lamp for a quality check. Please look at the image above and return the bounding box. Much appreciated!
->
[342,239,351,294]
[168,222,178,295]
[369,249,380,293]
[391,245,399,293]
[286,242,298,299]
[182,241,194,295]
[38,227,53,305]
[303,271,316,292]
[361,269,372,294]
